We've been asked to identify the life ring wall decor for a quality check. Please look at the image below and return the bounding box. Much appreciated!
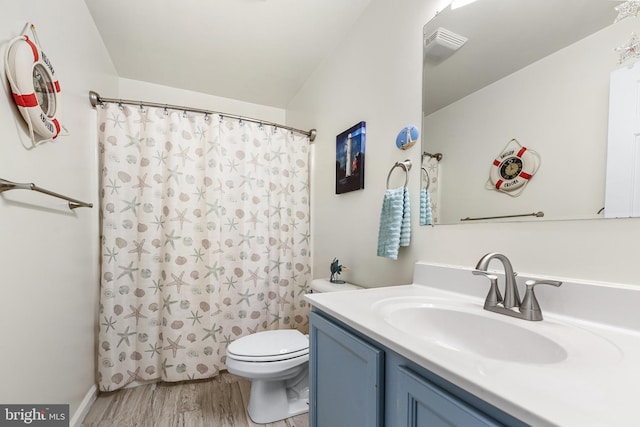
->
[487,138,540,197]
[4,23,67,144]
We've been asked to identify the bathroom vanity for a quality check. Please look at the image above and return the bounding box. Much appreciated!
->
[310,310,523,426]
[305,262,640,426]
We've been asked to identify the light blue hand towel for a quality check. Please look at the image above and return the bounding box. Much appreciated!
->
[420,188,432,226]
[377,186,411,260]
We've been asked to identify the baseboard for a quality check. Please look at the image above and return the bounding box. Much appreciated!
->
[69,384,97,427]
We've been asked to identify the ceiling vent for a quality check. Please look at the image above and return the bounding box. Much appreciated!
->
[424,27,468,60]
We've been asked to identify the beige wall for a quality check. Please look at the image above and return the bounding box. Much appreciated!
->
[0,0,117,422]
[287,0,640,288]
[118,78,287,124]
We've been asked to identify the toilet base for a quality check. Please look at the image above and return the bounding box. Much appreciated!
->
[246,368,309,423]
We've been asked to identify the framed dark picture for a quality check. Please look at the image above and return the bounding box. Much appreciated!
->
[336,121,366,194]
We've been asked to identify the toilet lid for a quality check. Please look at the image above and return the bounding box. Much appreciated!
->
[227,329,309,361]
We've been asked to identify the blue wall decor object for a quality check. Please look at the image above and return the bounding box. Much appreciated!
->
[396,125,420,150]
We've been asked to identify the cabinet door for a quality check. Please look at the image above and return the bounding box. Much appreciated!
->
[397,366,503,427]
[309,312,384,427]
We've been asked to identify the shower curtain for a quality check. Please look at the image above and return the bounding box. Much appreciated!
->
[423,156,440,224]
[96,103,311,391]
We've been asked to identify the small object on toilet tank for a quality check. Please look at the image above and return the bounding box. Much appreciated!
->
[330,258,349,283]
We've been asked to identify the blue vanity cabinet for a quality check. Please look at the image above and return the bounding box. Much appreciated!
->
[310,310,527,427]
[309,311,384,427]
[386,352,527,427]
[393,365,504,426]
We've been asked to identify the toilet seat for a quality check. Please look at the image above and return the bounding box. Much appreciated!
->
[227,329,309,362]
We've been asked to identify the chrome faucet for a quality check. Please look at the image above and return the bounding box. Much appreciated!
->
[474,252,520,308]
[472,252,561,321]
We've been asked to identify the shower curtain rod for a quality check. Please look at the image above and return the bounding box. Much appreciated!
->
[88,91,316,142]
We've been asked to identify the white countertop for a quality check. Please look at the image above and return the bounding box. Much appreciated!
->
[305,262,640,427]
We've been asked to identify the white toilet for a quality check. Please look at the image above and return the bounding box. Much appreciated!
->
[225,278,362,424]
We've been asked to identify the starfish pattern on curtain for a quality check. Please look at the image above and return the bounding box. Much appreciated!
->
[96,103,311,391]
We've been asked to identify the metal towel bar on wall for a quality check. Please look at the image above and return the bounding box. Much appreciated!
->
[0,178,93,210]
[461,211,544,221]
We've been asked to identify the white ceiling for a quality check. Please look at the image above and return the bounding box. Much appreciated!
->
[84,0,372,108]
[422,0,618,115]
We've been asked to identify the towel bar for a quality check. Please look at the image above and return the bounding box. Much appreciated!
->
[0,178,93,210]
[461,211,544,221]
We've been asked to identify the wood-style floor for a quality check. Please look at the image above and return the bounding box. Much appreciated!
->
[81,372,309,427]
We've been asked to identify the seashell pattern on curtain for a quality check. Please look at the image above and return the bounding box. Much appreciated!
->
[96,103,311,391]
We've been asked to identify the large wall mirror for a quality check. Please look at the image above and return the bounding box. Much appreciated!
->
[421,0,637,224]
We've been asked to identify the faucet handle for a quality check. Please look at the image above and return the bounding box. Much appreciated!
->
[473,271,503,307]
[472,269,491,277]
[473,269,518,278]
[520,279,562,321]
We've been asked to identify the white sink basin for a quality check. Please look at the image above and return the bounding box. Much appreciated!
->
[372,296,621,365]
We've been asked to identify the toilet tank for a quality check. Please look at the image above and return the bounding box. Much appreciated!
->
[310,278,363,293]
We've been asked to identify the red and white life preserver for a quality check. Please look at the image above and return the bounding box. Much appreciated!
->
[4,25,65,142]
[489,139,539,194]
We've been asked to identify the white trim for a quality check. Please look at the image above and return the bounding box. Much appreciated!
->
[69,384,97,427]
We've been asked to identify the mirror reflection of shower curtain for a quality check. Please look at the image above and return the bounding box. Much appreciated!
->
[422,157,439,224]
[96,103,311,392]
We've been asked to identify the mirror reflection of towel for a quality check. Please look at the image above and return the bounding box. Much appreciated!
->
[377,187,411,260]
[420,188,432,226]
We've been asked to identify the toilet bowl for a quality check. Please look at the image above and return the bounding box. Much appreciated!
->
[225,278,362,423]
[226,329,310,424]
